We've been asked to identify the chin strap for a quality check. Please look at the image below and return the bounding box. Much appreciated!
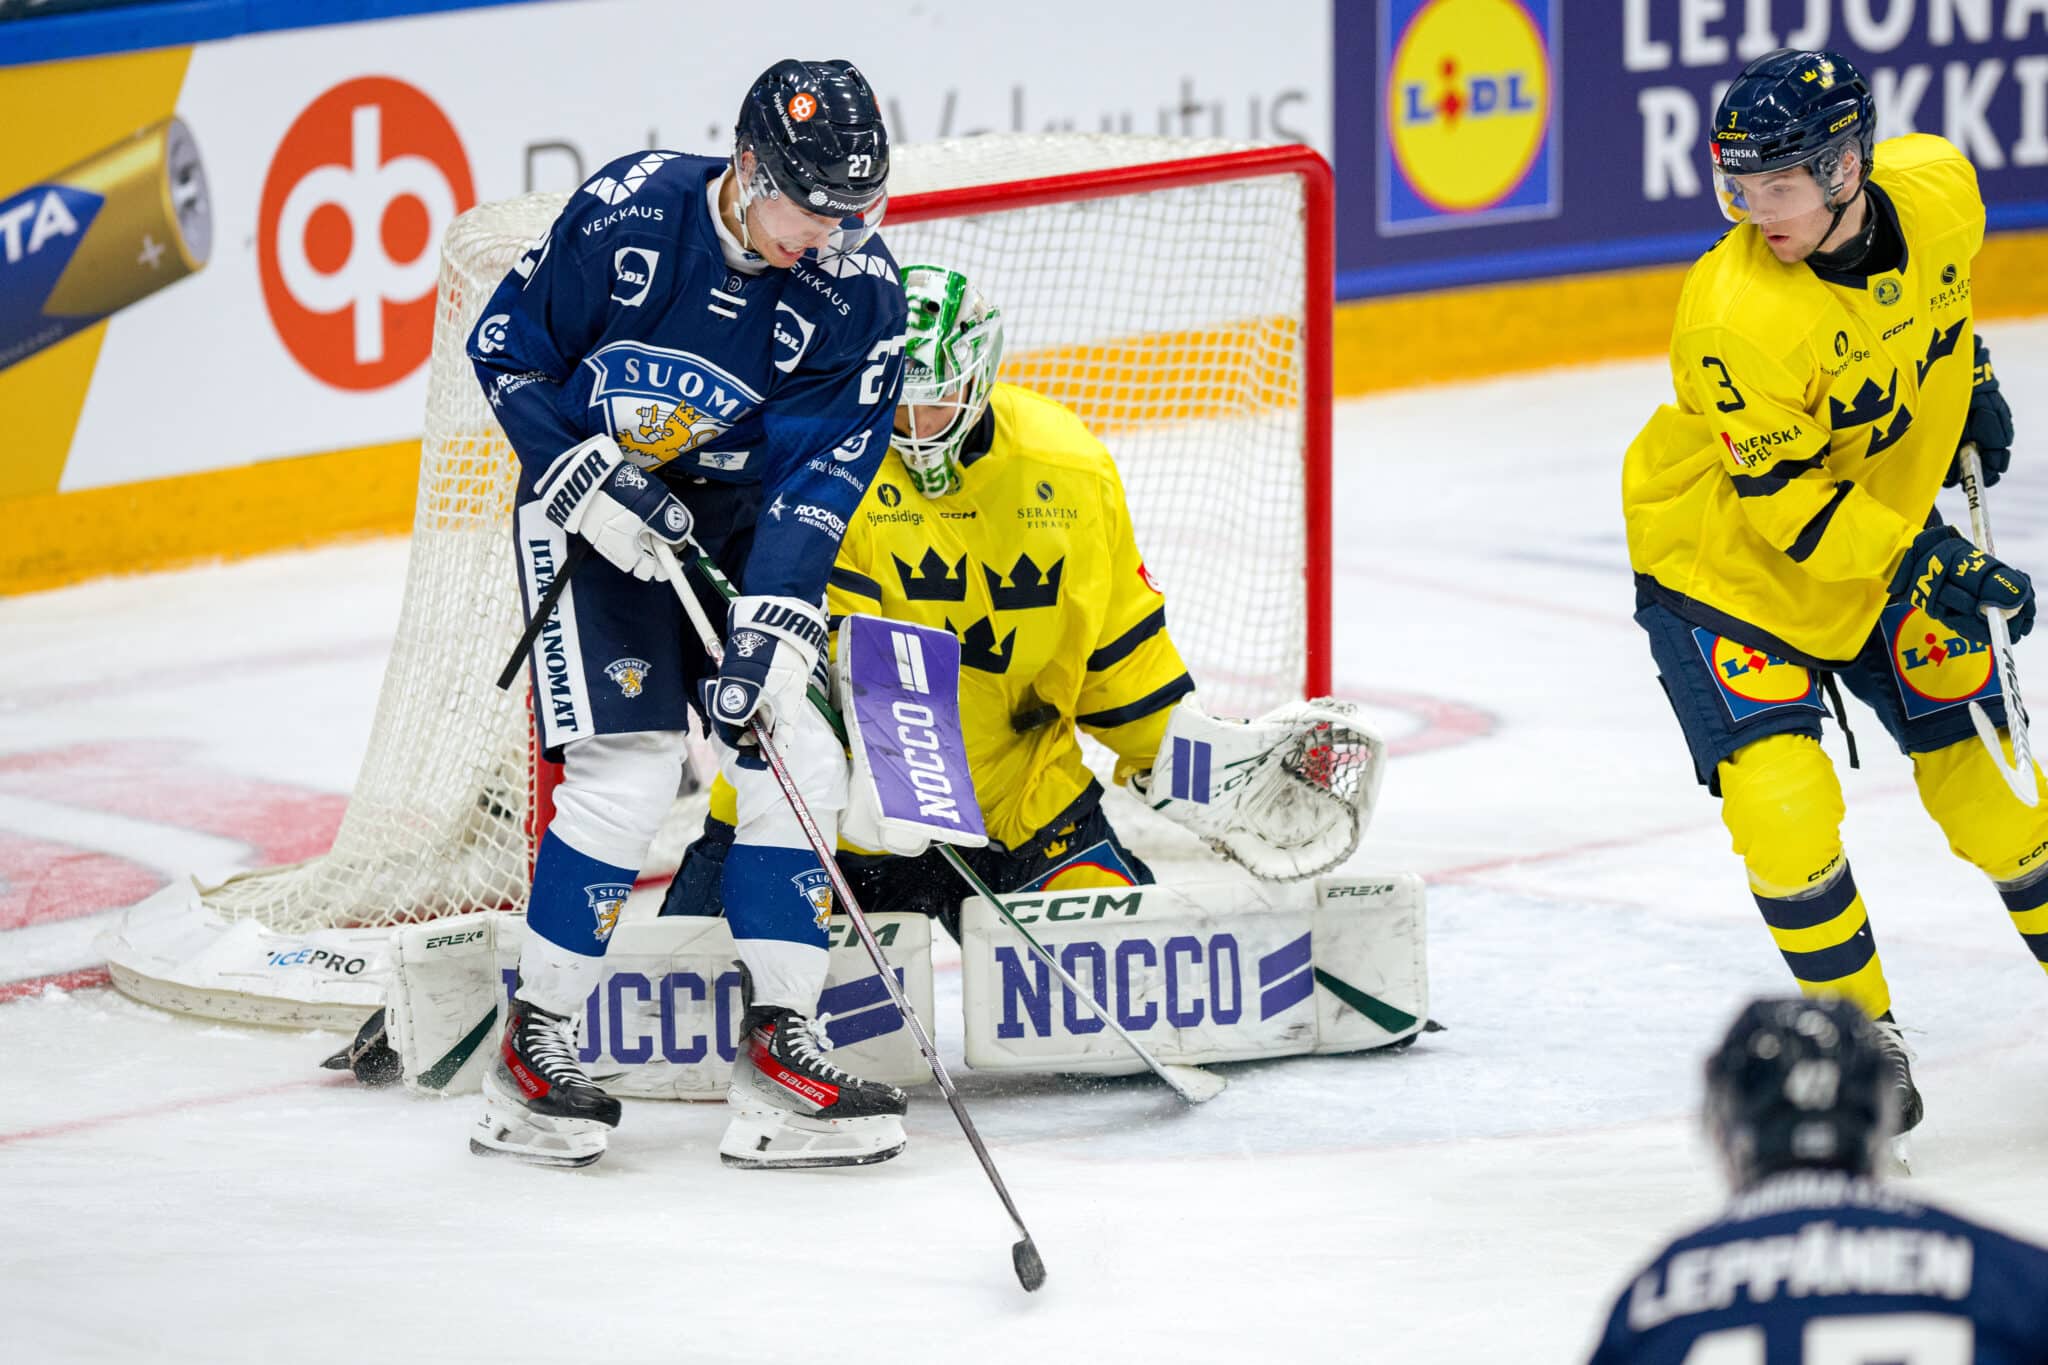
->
[726,158,780,259]
[1805,186,1872,267]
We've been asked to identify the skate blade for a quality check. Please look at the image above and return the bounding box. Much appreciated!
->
[1887,1132,1915,1176]
[472,1082,612,1168]
[718,1142,904,1171]
[469,1134,605,1169]
[717,1110,906,1170]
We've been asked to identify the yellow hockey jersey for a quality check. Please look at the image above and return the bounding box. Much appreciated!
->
[827,382,1193,848]
[1623,134,1984,666]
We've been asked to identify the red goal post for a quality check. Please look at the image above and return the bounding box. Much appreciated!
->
[103,134,1334,1027]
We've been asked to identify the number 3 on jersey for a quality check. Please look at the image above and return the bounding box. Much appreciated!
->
[1700,355,1746,412]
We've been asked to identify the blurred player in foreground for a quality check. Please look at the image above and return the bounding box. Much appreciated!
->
[665,263,1375,934]
[1622,50,2039,1134]
[1586,996,2048,1363]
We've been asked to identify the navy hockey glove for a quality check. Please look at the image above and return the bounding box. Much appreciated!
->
[1892,525,2034,646]
[534,434,693,581]
[1944,335,2013,488]
[699,595,827,749]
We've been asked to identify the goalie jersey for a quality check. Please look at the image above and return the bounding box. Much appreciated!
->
[1587,1172,2048,1364]
[829,382,1193,848]
[1622,135,1983,667]
[466,150,906,601]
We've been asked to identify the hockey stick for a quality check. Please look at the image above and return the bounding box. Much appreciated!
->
[1958,444,2038,807]
[495,539,592,691]
[653,542,1046,1294]
[681,552,1223,1103]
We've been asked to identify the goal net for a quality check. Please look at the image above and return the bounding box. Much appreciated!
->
[105,134,1332,1024]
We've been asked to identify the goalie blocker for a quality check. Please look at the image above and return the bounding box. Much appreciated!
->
[382,873,1427,1094]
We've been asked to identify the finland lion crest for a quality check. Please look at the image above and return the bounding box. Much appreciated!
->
[584,883,631,942]
[605,657,651,697]
[789,868,835,930]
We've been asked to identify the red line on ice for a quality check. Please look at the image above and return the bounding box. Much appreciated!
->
[0,966,112,1003]
[0,1072,355,1148]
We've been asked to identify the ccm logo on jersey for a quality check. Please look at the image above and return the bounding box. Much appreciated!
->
[612,247,658,307]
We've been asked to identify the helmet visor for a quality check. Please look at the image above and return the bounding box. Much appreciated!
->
[818,193,885,265]
[742,158,887,263]
[1712,163,1828,226]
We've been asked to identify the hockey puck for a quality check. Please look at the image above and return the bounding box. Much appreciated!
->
[1011,1237,1046,1292]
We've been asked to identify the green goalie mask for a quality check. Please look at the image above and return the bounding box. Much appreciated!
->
[894,264,1004,498]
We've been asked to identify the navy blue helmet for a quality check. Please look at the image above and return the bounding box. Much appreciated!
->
[735,59,889,219]
[1703,996,1897,1188]
[1710,49,1874,223]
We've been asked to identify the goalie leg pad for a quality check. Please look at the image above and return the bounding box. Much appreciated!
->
[958,873,1427,1073]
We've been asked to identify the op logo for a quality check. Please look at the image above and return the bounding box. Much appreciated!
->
[1381,0,1558,235]
[259,77,475,390]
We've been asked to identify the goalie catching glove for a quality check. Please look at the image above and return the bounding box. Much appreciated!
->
[534,433,693,581]
[1128,695,1385,881]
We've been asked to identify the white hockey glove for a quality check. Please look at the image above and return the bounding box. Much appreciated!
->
[1127,695,1385,881]
[702,595,827,750]
[534,433,693,581]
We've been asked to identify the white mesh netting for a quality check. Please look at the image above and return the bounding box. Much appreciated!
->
[199,134,1322,935]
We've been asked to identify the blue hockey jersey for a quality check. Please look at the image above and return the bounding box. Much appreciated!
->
[1588,1172,2048,1364]
[466,150,907,601]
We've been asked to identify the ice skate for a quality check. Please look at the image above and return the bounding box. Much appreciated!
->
[1872,1011,1924,1136]
[470,996,622,1169]
[720,1004,908,1169]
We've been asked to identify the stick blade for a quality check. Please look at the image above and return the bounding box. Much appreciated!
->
[1012,1237,1047,1292]
[1163,1064,1227,1104]
[1968,699,2039,807]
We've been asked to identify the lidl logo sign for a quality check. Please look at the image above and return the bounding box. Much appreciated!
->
[1692,628,1822,722]
[1884,604,1999,719]
[1379,0,1558,236]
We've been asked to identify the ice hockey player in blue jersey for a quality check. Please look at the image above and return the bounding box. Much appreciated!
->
[1587,996,2048,1364]
[463,58,912,1169]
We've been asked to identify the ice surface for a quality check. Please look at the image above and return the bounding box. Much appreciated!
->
[6,327,2048,1363]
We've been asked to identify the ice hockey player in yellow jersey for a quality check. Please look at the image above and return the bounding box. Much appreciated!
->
[1623,50,2039,1134]
[666,263,1201,938]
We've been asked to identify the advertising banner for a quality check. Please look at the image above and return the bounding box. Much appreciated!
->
[1337,0,2048,296]
[0,0,1330,500]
